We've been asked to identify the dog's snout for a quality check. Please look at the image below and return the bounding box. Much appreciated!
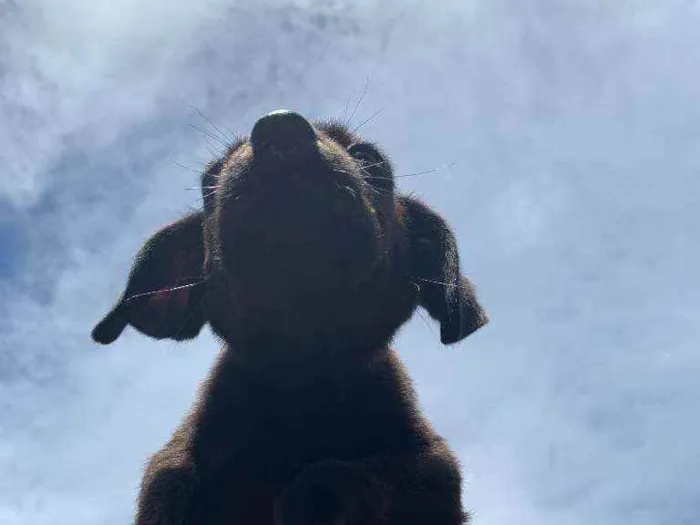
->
[251,110,316,154]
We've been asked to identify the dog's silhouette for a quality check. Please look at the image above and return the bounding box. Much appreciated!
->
[93,110,488,525]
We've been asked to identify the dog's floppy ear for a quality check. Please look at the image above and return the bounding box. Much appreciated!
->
[401,197,488,345]
[91,212,207,345]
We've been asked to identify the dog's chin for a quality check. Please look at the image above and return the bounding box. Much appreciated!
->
[203,235,380,343]
[218,204,380,294]
[223,244,377,297]
[205,273,369,348]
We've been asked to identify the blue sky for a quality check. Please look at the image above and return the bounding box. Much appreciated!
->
[1,1,699,524]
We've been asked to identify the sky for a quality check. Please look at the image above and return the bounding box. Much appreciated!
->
[1,0,699,523]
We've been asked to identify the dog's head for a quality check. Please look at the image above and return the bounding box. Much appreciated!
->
[92,110,488,351]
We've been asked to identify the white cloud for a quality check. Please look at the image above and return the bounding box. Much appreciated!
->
[2,1,700,524]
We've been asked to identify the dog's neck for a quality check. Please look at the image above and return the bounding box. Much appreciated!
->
[218,333,391,382]
[187,341,424,471]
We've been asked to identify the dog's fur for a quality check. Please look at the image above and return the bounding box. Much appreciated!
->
[92,111,488,525]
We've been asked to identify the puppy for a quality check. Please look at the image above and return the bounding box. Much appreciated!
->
[93,110,488,525]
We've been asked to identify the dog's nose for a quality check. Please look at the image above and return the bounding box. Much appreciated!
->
[251,110,316,153]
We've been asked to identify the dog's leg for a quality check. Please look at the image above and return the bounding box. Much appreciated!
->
[134,458,198,525]
[274,445,466,525]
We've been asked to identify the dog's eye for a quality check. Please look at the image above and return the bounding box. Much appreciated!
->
[348,143,383,170]
[348,143,393,192]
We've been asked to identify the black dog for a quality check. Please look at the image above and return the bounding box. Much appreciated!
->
[92,110,488,525]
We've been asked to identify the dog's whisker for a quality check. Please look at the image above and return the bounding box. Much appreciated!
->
[345,77,371,127]
[201,189,219,201]
[188,123,230,150]
[397,162,456,179]
[341,91,353,123]
[415,308,439,339]
[170,158,203,174]
[185,185,220,192]
[188,190,218,211]
[364,174,393,182]
[124,280,206,304]
[358,159,388,171]
[352,108,384,133]
[189,104,236,144]
[414,277,459,289]
[363,183,394,198]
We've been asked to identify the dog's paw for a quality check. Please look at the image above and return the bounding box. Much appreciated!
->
[274,460,387,525]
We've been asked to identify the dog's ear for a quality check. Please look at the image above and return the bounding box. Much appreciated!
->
[91,212,207,345]
[401,197,488,345]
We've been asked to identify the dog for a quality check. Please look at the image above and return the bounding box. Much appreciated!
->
[92,110,488,525]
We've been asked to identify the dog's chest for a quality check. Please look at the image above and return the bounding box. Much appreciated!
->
[182,355,425,523]
[185,395,388,524]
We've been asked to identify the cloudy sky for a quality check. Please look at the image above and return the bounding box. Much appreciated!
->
[1,0,699,523]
